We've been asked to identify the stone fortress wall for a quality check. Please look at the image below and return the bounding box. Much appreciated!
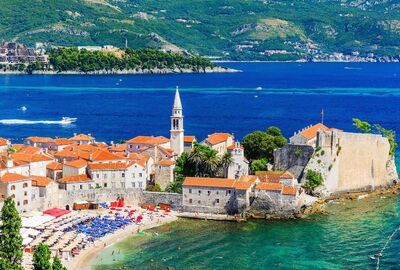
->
[302,130,398,194]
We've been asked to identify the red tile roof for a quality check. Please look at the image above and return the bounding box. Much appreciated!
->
[90,149,123,161]
[0,173,30,183]
[89,162,132,171]
[109,144,126,153]
[282,186,297,196]
[0,138,8,146]
[255,171,295,183]
[58,174,92,183]
[256,182,283,191]
[53,138,73,146]
[47,162,62,171]
[184,136,196,143]
[64,159,87,168]
[298,123,342,140]
[31,175,53,187]
[127,136,169,145]
[183,177,236,188]
[19,146,42,155]
[70,134,94,141]
[156,160,175,166]
[205,133,233,145]
[12,153,53,163]
[26,136,53,143]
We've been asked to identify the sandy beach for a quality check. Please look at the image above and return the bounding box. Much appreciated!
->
[66,212,178,270]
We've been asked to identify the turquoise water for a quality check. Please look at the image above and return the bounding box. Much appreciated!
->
[89,195,400,270]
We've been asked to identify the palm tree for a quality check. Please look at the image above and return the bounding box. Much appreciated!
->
[202,148,220,177]
[219,152,233,178]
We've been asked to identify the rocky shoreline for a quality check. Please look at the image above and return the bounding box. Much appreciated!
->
[0,66,239,75]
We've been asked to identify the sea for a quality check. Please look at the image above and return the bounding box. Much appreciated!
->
[0,62,399,269]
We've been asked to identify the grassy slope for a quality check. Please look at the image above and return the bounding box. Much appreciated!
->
[0,0,399,59]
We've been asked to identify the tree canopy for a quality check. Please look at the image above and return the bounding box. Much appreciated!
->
[0,197,23,270]
[352,118,397,156]
[33,243,52,270]
[242,126,287,162]
[303,170,324,193]
[52,256,67,270]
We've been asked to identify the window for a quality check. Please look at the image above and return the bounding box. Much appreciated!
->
[23,183,28,188]
[139,173,143,177]
[89,184,92,189]
[17,201,20,206]
[216,199,220,203]
[139,182,142,188]
[198,190,201,194]
[198,200,201,204]
[121,182,125,188]
[208,191,211,196]
[11,185,16,190]
[104,183,108,188]
[132,182,135,188]
[189,199,193,204]
[189,189,192,194]
[72,185,75,190]
[24,191,27,196]
[216,191,219,195]
[122,173,125,178]
[96,174,99,179]
[23,200,28,205]
[132,173,135,178]
[80,185,83,190]
[104,174,107,179]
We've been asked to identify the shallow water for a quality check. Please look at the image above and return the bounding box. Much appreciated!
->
[88,195,400,270]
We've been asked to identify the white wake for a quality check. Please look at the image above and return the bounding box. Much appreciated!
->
[0,119,75,125]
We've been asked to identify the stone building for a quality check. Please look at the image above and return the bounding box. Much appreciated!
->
[0,173,32,212]
[202,133,234,156]
[69,134,95,145]
[183,136,196,152]
[182,176,258,214]
[58,174,94,191]
[289,123,342,147]
[154,160,175,190]
[62,159,87,177]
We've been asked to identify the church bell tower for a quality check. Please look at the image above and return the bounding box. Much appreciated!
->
[170,86,184,155]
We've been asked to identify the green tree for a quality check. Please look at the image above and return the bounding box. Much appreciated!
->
[52,256,66,270]
[220,152,233,177]
[250,158,268,172]
[146,183,162,192]
[352,118,372,133]
[0,197,23,270]
[165,181,182,193]
[303,170,323,193]
[242,126,287,162]
[33,243,52,270]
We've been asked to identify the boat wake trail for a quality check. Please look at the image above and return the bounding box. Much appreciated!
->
[0,117,77,125]
[375,225,400,270]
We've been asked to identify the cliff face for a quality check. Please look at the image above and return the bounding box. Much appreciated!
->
[302,131,398,195]
[273,144,314,180]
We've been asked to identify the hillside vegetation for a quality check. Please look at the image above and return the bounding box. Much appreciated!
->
[1,0,400,60]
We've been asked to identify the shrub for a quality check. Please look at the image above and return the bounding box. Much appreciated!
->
[303,170,323,192]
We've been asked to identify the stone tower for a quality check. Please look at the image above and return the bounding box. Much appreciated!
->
[170,86,184,155]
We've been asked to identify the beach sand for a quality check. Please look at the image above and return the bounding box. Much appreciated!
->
[65,213,178,270]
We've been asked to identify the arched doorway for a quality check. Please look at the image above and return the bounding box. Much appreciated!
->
[65,205,70,211]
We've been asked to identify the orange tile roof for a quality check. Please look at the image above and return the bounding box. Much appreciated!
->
[53,138,73,146]
[89,162,132,171]
[205,133,233,145]
[12,144,24,151]
[64,159,87,168]
[94,142,108,148]
[126,153,149,167]
[70,134,94,141]
[297,123,343,140]
[158,146,175,157]
[47,162,62,170]
[31,175,52,187]
[0,138,8,146]
[183,177,235,188]
[127,136,170,145]
[109,144,126,153]
[19,146,42,155]
[58,174,92,183]
[184,136,196,143]
[282,186,297,196]
[12,152,53,163]
[156,160,175,166]
[0,173,30,183]
[256,182,282,191]
[26,136,54,143]
[90,149,123,161]
[255,171,295,183]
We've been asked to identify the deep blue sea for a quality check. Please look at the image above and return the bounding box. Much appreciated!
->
[0,62,399,164]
